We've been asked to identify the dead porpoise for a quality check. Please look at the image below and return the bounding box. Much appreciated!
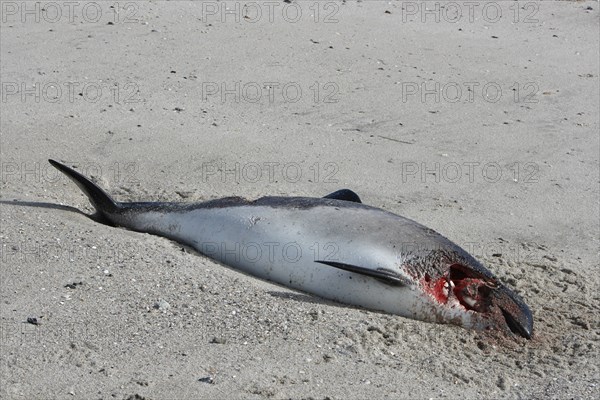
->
[49,159,533,339]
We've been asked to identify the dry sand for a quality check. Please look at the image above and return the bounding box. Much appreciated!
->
[1,1,599,399]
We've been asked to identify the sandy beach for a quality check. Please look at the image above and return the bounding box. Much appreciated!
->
[1,1,598,398]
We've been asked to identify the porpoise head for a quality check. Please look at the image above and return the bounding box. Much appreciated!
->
[416,258,534,339]
[319,249,533,339]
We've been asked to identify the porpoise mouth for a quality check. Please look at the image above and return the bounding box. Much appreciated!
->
[423,264,533,339]
[449,264,495,313]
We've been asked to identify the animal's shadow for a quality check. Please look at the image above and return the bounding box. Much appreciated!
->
[0,199,103,222]
[266,291,339,307]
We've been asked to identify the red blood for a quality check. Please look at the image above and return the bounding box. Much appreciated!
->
[420,275,449,304]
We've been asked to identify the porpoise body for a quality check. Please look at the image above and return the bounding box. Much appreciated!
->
[49,159,533,339]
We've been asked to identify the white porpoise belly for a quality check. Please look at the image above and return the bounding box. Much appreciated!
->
[128,204,461,323]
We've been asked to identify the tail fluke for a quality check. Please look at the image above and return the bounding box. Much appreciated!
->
[49,159,120,220]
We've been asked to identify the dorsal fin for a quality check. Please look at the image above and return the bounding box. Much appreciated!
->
[323,189,361,203]
[315,260,408,286]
